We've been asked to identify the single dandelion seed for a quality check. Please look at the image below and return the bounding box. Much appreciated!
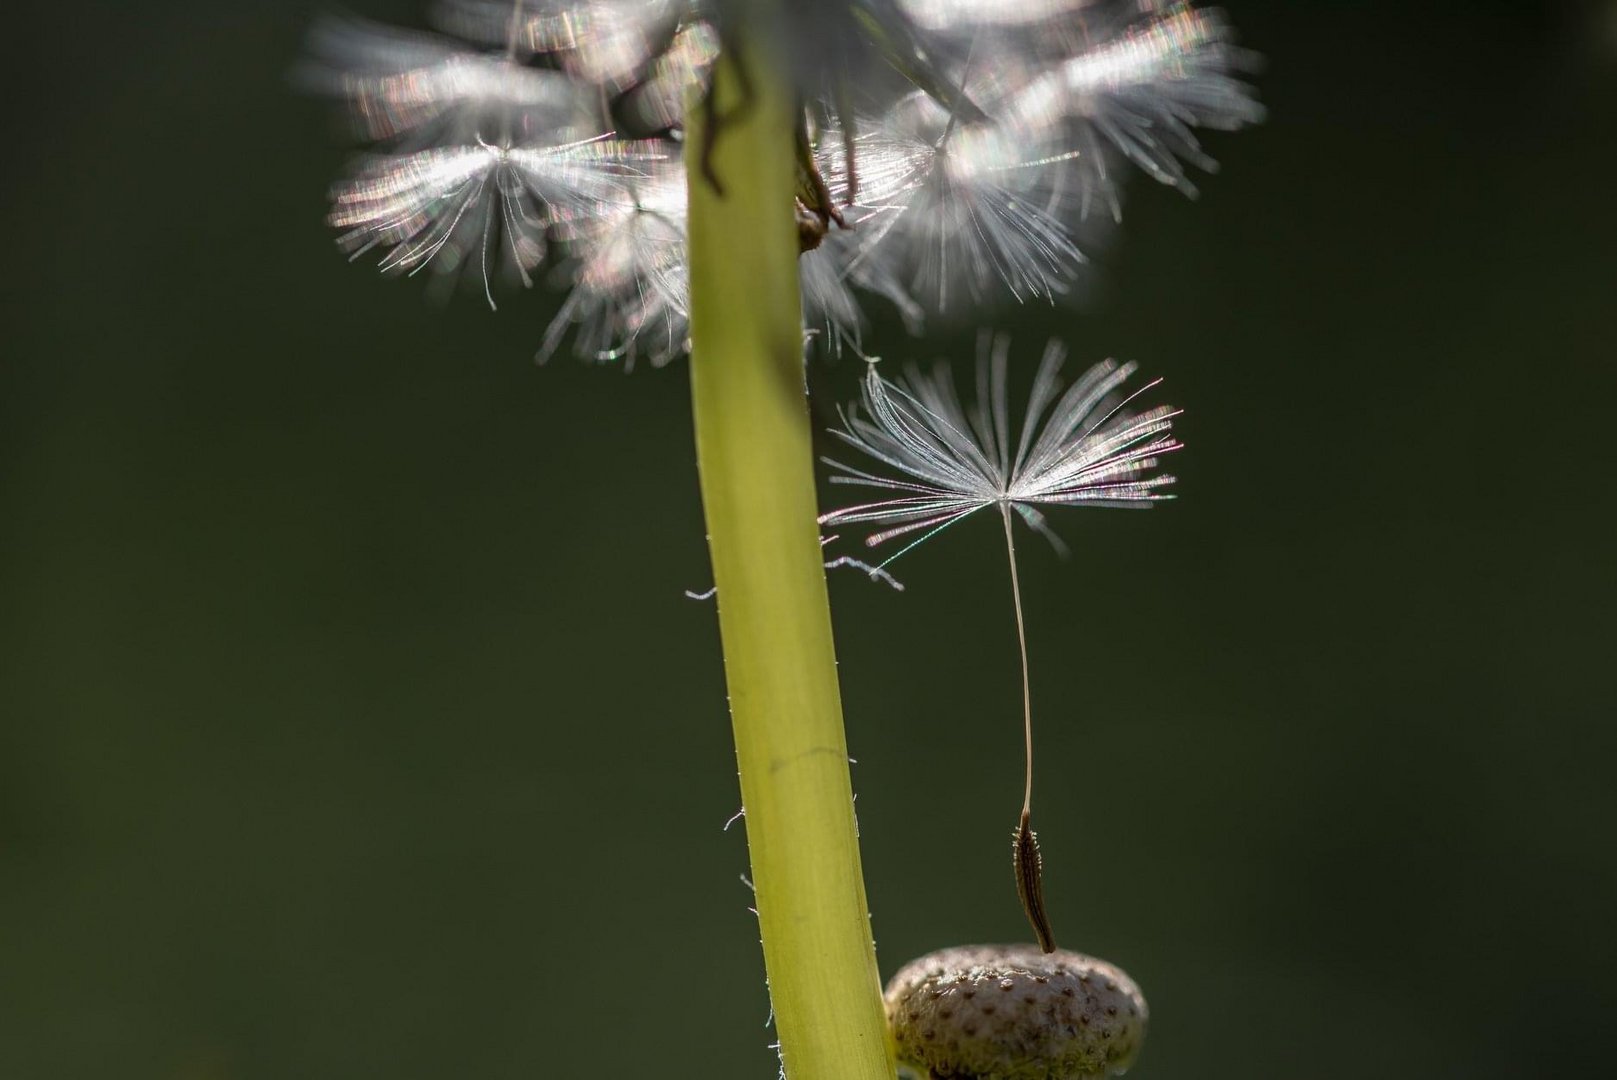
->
[538,162,690,364]
[897,0,1099,34]
[799,227,925,353]
[329,134,657,308]
[820,335,1181,949]
[433,0,682,89]
[820,94,1089,313]
[999,2,1266,200]
[299,13,585,141]
[616,20,721,135]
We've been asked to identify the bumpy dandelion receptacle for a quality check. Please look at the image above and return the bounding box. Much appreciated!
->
[886,943,1148,1080]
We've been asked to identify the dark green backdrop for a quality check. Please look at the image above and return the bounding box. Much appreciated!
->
[4,2,1614,1077]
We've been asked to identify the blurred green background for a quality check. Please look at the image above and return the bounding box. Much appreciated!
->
[4,1,1615,1077]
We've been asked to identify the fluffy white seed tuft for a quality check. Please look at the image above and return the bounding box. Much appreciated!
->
[820,337,1181,564]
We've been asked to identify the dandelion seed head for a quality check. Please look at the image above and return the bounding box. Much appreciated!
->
[306,1,1259,362]
[798,3,1258,322]
[998,3,1265,195]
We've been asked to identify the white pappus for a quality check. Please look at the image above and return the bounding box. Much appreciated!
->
[818,334,1182,950]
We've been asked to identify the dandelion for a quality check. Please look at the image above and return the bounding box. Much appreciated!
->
[432,0,683,88]
[297,2,1261,1073]
[329,134,657,308]
[800,227,925,352]
[537,162,689,364]
[820,336,1181,949]
[616,20,721,135]
[896,0,1098,33]
[820,100,1090,312]
[805,2,1261,316]
[998,2,1267,200]
[821,337,1181,556]
[799,238,868,352]
[307,2,1259,360]
[299,13,585,141]
[300,2,1250,1071]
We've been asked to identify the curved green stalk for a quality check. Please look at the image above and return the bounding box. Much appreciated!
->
[685,19,895,1080]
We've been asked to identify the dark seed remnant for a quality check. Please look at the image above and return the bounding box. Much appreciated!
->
[1013,813,1058,953]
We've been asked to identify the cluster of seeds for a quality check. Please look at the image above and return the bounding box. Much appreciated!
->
[304,1,1259,365]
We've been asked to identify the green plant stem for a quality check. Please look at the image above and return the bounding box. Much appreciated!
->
[685,20,895,1080]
